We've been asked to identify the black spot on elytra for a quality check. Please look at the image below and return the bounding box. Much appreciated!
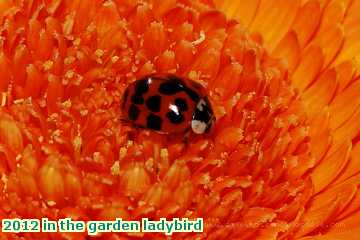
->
[135,78,149,95]
[128,104,140,121]
[184,88,200,102]
[122,88,129,108]
[174,98,188,111]
[166,110,184,124]
[146,95,161,112]
[147,114,163,130]
[131,94,144,105]
[166,74,185,83]
[159,81,184,95]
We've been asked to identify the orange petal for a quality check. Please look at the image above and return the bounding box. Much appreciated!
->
[45,16,62,36]
[120,163,151,198]
[17,166,39,199]
[318,0,346,31]
[197,192,221,216]
[24,64,46,98]
[162,161,190,189]
[143,21,169,58]
[334,142,360,184]
[141,183,171,208]
[250,0,300,51]
[38,156,65,204]
[292,45,324,91]
[213,0,260,27]
[211,189,243,220]
[21,145,38,175]
[285,153,315,181]
[238,49,258,92]
[310,180,357,221]
[7,172,22,196]
[333,105,360,144]
[174,40,195,72]
[0,53,11,92]
[151,0,176,19]
[329,80,360,130]
[94,0,120,38]
[79,67,105,91]
[172,22,195,42]
[62,11,75,37]
[199,10,227,32]
[308,109,332,165]
[0,144,16,171]
[45,0,62,15]
[302,68,338,116]
[311,141,351,194]
[291,0,321,48]
[334,6,360,65]
[294,196,340,238]
[222,25,248,63]
[46,74,63,113]
[272,31,301,73]
[13,44,31,86]
[215,126,244,149]
[302,211,360,240]
[36,28,55,61]
[0,0,12,21]
[256,221,289,240]
[344,0,360,24]
[98,26,128,52]
[172,181,194,210]
[64,166,82,202]
[277,178,313,222]
[130,4,154,34]
[26,19,42,53]
[336,60,356,91]
[137,61,155,76]
[242,207,276,226]
[312,24,344,68]
[190,40,222,80]
[0,115,23,153]
[208,228,232,240]
[336,174,360,220]
[210,62,243,99]
[155,50,176,73]
[63,0,96,33]
[97,205,130,220]
[112,0,137,11]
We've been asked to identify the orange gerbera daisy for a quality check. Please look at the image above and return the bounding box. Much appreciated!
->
[0,0,360,239]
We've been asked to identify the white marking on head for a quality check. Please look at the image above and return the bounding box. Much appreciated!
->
[191,120,207,134]
[197,99,206,111]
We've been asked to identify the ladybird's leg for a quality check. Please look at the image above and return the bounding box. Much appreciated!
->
[118,116,143,129]
[182,129,191,144]
[126,124,148,143]
[119,117,129,124]
[118,118,136,131]
[118,117,145,142]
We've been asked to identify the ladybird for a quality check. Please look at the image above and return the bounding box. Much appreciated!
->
[121,74,215,134]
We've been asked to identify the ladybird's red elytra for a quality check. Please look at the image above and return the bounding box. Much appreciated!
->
[121,74,215,134]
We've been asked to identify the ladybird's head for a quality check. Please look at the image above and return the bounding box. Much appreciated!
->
[191,97,215,134]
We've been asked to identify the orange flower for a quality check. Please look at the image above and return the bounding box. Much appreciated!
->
[0,0,360,239]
